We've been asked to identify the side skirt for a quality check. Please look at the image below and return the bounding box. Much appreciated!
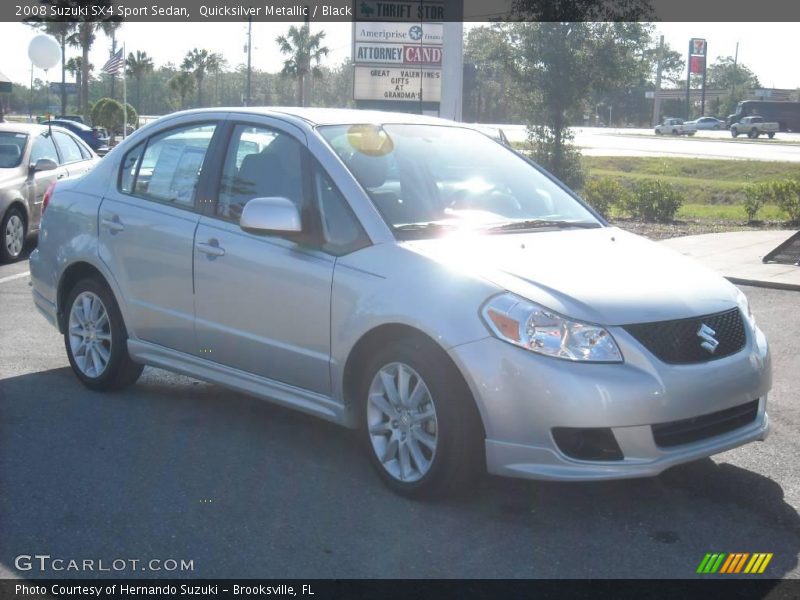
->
[127,339,348,427]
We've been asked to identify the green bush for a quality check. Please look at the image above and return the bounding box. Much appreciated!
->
[582,177,629,217]
[90,97,138,133]
[623,180,684,222]
[527,124,585,191]
[770,179,800,223]
[743,183,772,223]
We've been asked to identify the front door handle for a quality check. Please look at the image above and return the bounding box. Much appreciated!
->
[196,240,225,257]
[100,216,124,233]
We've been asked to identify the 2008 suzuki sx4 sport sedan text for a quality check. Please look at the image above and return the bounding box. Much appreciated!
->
[30,108,771,497]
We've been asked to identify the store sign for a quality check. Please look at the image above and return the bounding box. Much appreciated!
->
[354,21,443,45]
[690,55,705,74]
[355,0,445,22]
[354,66,441,102]
[690,38,707,56]
[355,43,442,65]
[355,43,405,63]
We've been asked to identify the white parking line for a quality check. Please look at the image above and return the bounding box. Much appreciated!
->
[0,271,30,285]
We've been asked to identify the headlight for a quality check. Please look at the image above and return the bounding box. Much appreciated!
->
[481,293,622,363]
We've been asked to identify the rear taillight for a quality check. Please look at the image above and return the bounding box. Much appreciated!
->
[42,180,57,215]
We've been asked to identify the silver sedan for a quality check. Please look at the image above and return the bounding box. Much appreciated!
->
[0,123,98,262]
[30,108,771,497]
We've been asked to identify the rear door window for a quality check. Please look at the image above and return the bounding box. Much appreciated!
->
[119,123,218,208]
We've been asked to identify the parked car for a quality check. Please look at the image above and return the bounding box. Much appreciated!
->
[0,123,98,262]
[731,116,779,139]
[30,108,771,497]
[56,115,86,125]
[41,119,110,155]
[685,116,724,130]
[654,118,697,136]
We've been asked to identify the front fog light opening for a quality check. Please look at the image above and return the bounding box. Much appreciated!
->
[552,427,624,461]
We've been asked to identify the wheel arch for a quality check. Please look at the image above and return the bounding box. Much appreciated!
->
[341,323,486,439]
[56,261,112,333]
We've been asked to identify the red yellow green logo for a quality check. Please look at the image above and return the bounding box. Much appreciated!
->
[697,552,773,574]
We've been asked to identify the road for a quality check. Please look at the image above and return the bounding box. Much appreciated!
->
[491,125,800,162]
[0,254,798,579]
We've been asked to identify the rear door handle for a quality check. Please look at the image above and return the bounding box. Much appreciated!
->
[196,240,225,257]
[100,216,124,233]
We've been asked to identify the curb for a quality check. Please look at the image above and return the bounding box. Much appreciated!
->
[726,276,800,292]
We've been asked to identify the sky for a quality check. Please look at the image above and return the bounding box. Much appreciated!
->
[1,21,798,90]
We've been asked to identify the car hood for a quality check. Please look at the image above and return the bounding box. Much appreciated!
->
[401,227,740,326]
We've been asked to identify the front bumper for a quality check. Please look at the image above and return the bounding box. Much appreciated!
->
[448,320,771,481]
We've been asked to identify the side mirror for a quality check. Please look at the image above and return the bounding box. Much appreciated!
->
[31,158,58,173]
[239,197,302,235]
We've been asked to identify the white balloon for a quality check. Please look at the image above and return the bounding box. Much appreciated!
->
[28,34,61,71]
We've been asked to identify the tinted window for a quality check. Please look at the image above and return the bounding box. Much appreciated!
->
[122,124,217,207]
[29,133,60,165]
[0,132,28,168]
[313,165,367,254]
[53,130,84,163]
[120,142,145,193]
[216,125,304,221]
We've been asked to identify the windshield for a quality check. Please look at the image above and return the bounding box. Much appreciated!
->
[0,132,28,168]
[319,124,600,239]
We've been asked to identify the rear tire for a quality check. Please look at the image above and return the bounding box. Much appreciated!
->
[359,337,483,499]
[768,132,775,139]
[1,206,26,263]
[64,277,143,391]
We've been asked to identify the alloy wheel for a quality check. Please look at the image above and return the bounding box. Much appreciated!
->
[366,362,439,483]
[4,214,24,257]
[68,291,113,378]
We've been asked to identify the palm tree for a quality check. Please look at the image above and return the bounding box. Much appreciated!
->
[276,25,329,106]
[168,71,195,110]
[65,56,92,106]
[126,50,154,114]
[181,48,214,107]
[206,53,226,106]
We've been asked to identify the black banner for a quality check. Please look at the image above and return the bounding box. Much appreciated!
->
[1,580,799,600]
[3,0,800,22]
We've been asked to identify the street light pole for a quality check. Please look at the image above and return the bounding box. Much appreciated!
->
[245,15,252,107]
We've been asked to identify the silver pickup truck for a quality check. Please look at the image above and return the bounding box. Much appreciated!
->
[731,116,779,139]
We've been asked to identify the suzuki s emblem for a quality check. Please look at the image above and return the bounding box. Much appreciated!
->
[697,323,719,354]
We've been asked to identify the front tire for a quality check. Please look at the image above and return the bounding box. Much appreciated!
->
[359,337,483,498]
[64,277,143,391]
[768,132,775,139]
[1,206,26,263]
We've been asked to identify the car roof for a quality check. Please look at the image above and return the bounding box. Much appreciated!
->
[45,119,92,130]
[0,122,55,135]
[165,106,457,128]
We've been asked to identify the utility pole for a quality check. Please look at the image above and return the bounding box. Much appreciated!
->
[652,35,664,127]
[732,41,739,99]
[700,41,708,116]
[245,15,252,107]
[302,8,311,107]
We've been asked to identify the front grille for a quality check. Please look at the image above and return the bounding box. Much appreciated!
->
[652,399,760,448]
[624,308,746,364]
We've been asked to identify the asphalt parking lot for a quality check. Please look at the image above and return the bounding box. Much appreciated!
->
[0,252,798,579]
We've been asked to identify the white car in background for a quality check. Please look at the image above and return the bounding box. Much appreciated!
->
[655,118,697,136]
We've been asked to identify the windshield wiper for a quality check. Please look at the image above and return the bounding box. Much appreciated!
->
[393,221,455,232]
[488,219,601,232]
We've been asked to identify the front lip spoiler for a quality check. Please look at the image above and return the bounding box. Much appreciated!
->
[484,411,770,482]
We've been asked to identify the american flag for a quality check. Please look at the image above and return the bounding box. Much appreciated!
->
[101,49,125,76]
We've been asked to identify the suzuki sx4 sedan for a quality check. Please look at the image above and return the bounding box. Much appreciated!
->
[30,108,771,497]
